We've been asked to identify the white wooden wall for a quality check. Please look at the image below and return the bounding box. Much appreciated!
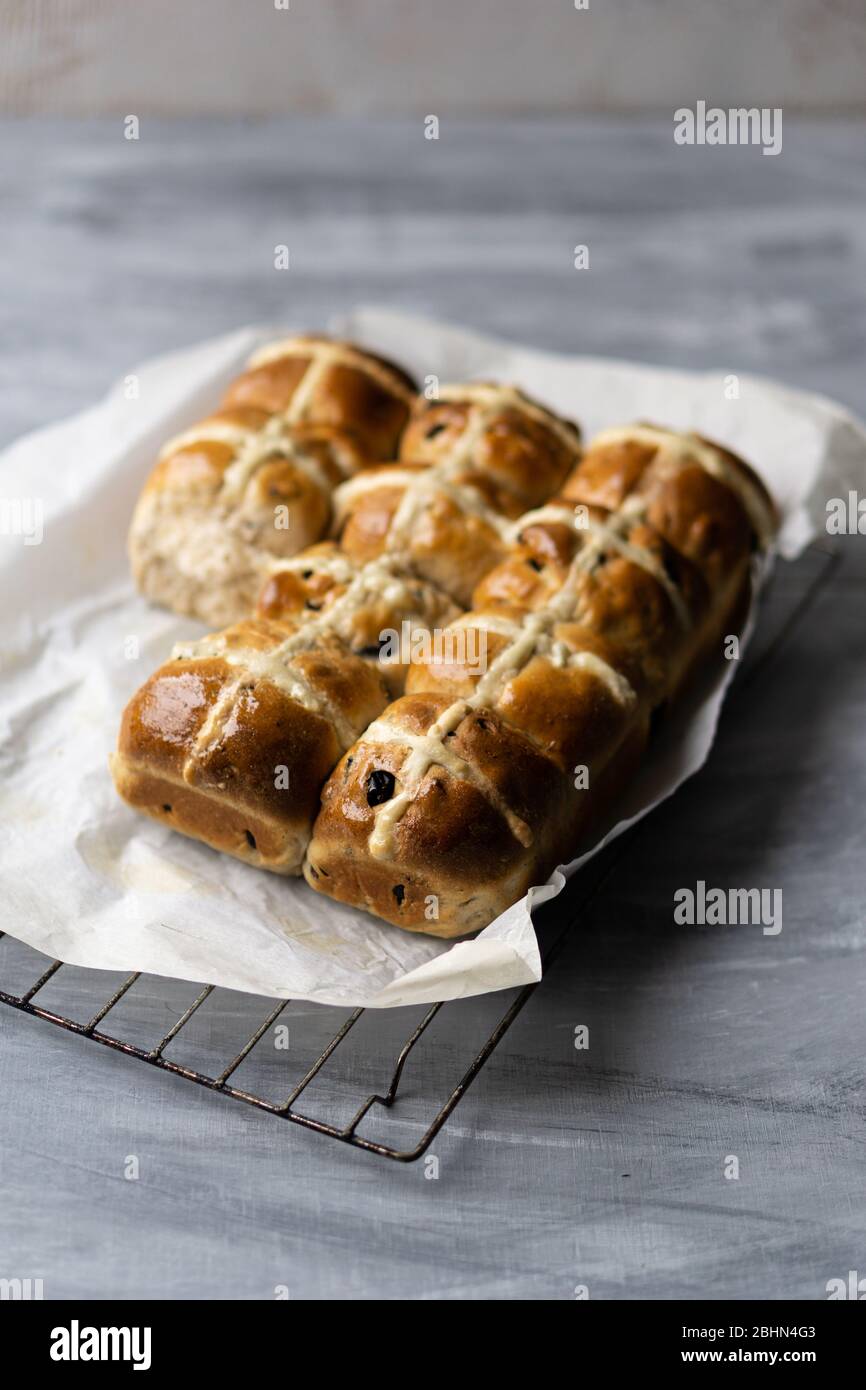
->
[2,0,865,116]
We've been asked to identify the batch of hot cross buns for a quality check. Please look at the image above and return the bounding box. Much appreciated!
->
[111,335,777,938]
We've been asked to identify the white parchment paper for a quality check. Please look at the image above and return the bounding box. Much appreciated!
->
[1,308,864,1006]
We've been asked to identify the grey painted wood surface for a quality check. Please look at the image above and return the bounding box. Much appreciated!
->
[0,116,864,1302]
[4,2,866,118]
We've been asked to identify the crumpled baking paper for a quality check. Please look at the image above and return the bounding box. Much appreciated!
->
[1,308,864,1007]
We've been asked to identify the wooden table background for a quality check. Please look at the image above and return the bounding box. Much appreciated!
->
[0,116,864,1301]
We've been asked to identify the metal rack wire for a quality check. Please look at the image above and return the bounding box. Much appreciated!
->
[0,919,577,1162]
[0,542,838,1161]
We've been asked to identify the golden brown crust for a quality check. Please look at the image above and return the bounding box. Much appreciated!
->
[114,540,462,868]
[112,624,390,875]
[562,426,778,586]
[253,543,462,697]
[400,386,581,507]
[129,421,369,629]
[304,695,569,936]
[303,424,777,936]
[336,476,513,608]
[129,337,416,625]
[222,336,416,457]
[333,385,581,607]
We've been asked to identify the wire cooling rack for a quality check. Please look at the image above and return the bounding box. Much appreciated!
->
[0,542,838,1161]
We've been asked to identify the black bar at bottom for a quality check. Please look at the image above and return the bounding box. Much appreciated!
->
[4,1295,862,1370]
